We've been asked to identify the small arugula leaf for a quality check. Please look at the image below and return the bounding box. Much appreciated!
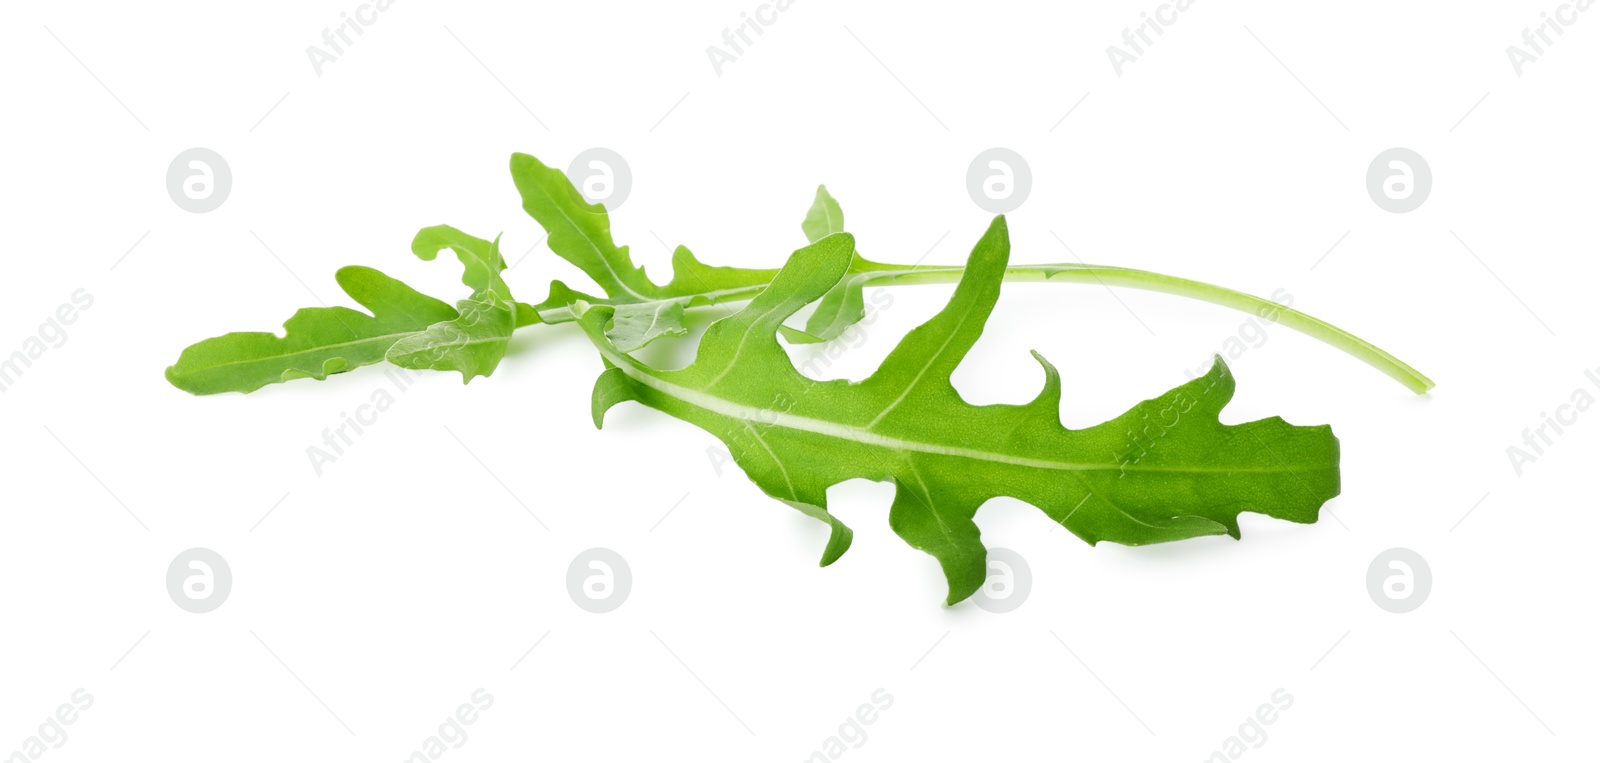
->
[800,185,845,242]
[784,185,907,345]
[510,153,778,344]
[165,266,459,395]
[583,220,1340,605]
[385,225,529,382]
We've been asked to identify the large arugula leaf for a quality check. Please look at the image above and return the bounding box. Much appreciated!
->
[510,153,778,351]
[582,219,1340,605]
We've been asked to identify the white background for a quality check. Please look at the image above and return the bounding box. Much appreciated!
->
[1,1,1595,760]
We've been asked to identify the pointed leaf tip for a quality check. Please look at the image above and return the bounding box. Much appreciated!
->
[801,185,845,243]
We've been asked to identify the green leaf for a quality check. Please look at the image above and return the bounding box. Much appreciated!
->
[410,224,513,299]
[800,185,845,242]
[583,221,1341,605]
[785,185,890,345]
[384,225,528,382]
[510,152,778,349]
[165,266,460,395]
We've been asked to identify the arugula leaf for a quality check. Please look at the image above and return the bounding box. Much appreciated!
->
[384,225,532,383]
[167,224,533,395]
[783,185,901,345]
[582,220,1341,605]
[800,184,845,242]
[511,153,780,351]
[165,266,459,395]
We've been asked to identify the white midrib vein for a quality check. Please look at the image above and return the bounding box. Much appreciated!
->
[863,312,969,430]
[201,309,516,374]
[192,331,420,373]
[598,344,1317,476]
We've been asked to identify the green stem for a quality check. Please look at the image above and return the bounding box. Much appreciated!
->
[535,262,1434,394]
[865,263,1434,394]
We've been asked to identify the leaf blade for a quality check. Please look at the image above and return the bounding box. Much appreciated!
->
[165,266,458,395]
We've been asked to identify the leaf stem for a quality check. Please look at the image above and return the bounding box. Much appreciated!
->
[863,263,1434,394]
